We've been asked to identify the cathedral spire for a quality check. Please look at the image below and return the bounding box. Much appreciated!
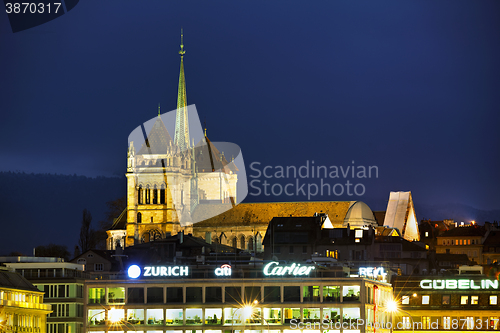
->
[174,28,190,151]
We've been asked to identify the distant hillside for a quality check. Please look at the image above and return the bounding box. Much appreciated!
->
[416,202,500,224]
[0,172,125,256]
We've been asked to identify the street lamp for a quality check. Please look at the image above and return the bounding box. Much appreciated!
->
[385,299,414,333]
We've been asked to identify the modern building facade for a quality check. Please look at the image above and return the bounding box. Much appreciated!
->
[84,263,393,333]
[391,272,500,332]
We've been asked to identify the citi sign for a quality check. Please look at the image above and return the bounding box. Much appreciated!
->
[420,279,499,290]
[127,265,189,279]
[215,264,231,277]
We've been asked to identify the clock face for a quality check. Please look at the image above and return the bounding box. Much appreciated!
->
[142,229,162,243]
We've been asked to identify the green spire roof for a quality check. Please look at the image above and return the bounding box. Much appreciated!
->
[174,29,190,151]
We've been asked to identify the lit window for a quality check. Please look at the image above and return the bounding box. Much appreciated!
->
[490,295,498,305]
[355,230,363,238]
[442,295,450,305]
[467,317,474,329]
[402,296,409,304]
[471,296,479,305]
[422,295,430,305]
[402,317,411,329]
[461,296,469,305]
[443,316,451,329]
[422,316,431,329]
[425,231,429,237]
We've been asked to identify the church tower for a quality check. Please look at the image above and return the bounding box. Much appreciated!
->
[106,31,239,250]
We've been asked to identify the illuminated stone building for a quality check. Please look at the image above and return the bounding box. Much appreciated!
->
[106,32,238,250]
[84,262,393,333]
[106,35,419,256]
[391,272,500,332]
[0,267,52,333]
[1,257,88,333]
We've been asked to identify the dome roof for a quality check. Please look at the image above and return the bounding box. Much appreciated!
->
[343,201,377,228]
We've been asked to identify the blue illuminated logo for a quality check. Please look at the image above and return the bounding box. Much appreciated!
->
[128,265,141,279]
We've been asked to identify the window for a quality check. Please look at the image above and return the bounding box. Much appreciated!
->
[422,295,429,305]
[283,286,300,302]
[425,232,429,237]
[471,295,479,305]
[467,317,474,330]
[402,295,409,305]
[490,295,498,305]
[442,295,450,305]
[263,286,280,303]
[94,263,103,271]
[342,286,360,302]
[240,236,245,249]
[443,316,451,329]
[422,316,431,329]
[87,254,93,258]
[289,246,294,254]
[402,317,411,329]
[137,212,142,223]
[461,295,469,305]
[302,246,307,254]
[355,230,363,238]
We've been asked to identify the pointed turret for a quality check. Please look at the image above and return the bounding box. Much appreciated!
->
[174,29,190,151]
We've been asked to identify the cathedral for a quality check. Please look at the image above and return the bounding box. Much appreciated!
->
[106,34,420,253]
[106,32,238,250]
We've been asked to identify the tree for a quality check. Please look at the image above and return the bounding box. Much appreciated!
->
[34,244,70,261]
[78,208,96,253]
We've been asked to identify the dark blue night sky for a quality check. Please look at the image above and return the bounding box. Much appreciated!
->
[1,1,500,253]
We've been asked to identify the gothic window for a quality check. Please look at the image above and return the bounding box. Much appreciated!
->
[138,187,143,204]
[240,236,245,249]
[248,237,254,252]
[137,212,142,223]
[145,185,150,204]
[232,237,237,248]
[153,185,158,204]
[160,185,166,204]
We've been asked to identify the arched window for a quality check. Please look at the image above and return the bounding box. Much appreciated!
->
[137,212,142,223]
[138,186,143,204]
[232,237,237,248]
[248,237,254,252]
[153,185,158,204]
[160,184,166,204]
[145,185,150,204]
[240,236,245,249]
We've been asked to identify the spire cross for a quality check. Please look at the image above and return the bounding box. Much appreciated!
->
[179,28,185,56]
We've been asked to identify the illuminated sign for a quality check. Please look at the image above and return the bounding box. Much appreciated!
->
[215,264,232,276]
[420,279,499,290]
[127,265,189,278]
[263,262,315,276]
[359,267,387,281]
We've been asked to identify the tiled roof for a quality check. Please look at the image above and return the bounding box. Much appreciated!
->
[192,201,351,228]
[0,270,40,292]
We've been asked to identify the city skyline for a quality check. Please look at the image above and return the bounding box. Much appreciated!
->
[1,1,500,254]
